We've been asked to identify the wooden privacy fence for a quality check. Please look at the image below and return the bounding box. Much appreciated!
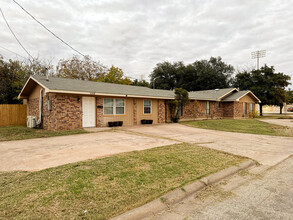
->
[0,104,27,127]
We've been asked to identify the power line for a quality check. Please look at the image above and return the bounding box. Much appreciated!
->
[0,45,27,59]
[0,53,9,60]
[13,0,87,58]
[0,8,34,59]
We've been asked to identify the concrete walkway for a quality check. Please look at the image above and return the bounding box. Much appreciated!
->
[147,156,293,220]
[260,119,293,128]
[124,124,293,166]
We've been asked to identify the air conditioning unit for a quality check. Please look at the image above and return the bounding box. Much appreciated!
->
[27,116,37,128]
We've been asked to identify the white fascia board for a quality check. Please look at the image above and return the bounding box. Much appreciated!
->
[248,91,261,103]
[48,89,174,100]
[218,88,239,100]
[18,76,32,99]
[18,76,50,99]
[189,98,219,101]
[236,91,261,103]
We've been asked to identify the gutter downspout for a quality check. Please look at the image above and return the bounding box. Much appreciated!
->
[36,88,43,127]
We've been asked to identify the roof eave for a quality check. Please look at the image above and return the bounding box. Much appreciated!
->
[48,89,174,99]
[235,91,261,103]
[18,76,50,99]
[18,76,33,99]
[189,98,219,101]
[218,88,239,101]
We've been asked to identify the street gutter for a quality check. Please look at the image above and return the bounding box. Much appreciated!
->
[111,160,256,220]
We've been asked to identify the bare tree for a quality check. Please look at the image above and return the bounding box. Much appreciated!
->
[56,55,106,81]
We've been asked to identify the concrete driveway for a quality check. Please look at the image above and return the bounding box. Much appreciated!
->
[1,123,292,172]
[124,124,293,166]
[0,131,178,171]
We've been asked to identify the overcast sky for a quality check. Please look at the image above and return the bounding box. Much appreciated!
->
[0,0,292,87]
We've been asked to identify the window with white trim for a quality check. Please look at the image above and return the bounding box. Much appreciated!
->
[205,101,210,115]
[243,103,247,115]
[104,98,114,115]
[249,103,253,113]
[115,99,125,115]
[144,100,151,114]
[103,98,125,115]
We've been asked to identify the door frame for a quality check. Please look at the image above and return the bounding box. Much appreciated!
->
[82,96,96,128]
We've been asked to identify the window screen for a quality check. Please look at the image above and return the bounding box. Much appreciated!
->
[144,100,151,114]
[205,101,210,115]
[116,99,125,115]
[104,98,114,115]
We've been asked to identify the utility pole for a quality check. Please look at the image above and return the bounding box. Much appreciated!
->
[251,50,266,70]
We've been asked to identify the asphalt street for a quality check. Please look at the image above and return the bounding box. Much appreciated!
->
[149,156,293,220]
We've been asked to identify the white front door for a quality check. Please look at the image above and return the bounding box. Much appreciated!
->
[82,97,95,127]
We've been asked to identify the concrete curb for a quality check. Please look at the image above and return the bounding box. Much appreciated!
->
[111,160,257,220]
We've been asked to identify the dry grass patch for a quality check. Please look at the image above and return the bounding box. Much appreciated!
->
[0,143,245,219]
[0,126,88,141]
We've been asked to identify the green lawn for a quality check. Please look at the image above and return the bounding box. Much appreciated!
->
[0,126,88,141]
[181,119,293,137]
[0,143,245,219]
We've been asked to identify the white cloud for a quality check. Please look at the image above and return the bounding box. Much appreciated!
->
[0,0,292,87]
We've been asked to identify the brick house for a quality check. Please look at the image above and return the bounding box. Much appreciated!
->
[18,76,261,130]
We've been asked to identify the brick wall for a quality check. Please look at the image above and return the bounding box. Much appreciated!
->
[28,98,39,118]
[222,102,234,118]
[96,97,103,127]
[234,102,243,118]
[165,100,171,122]
[210,102,223,118]
[181,100,224,120]
[133,99,137,125]
[179,100,256,120]
[183,100,204,118]
[28,93,82,131]
[44,94,82,130]
[158,100,166,123]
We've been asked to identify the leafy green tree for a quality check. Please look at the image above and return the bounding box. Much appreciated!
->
[150,61,185,90]
[56,55,106,81]
[0,56,53,104]
[234,65,291,115]
[182,57,234,91]
[132,79,150,87]
[99,65,132,85]
[149,57,234,91]
[270,87,287,114]
[0,58,29,104]
[169,88,189,122]
[286,90,293,104]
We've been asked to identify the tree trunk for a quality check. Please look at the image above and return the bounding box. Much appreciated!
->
[259,103,263,116]
[280,103,283,114]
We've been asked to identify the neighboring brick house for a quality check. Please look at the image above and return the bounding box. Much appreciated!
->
[174,89,260,122]
[18,76,260,130]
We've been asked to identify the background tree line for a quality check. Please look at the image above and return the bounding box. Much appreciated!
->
[0,54,292,115]
[150,57,291,115]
